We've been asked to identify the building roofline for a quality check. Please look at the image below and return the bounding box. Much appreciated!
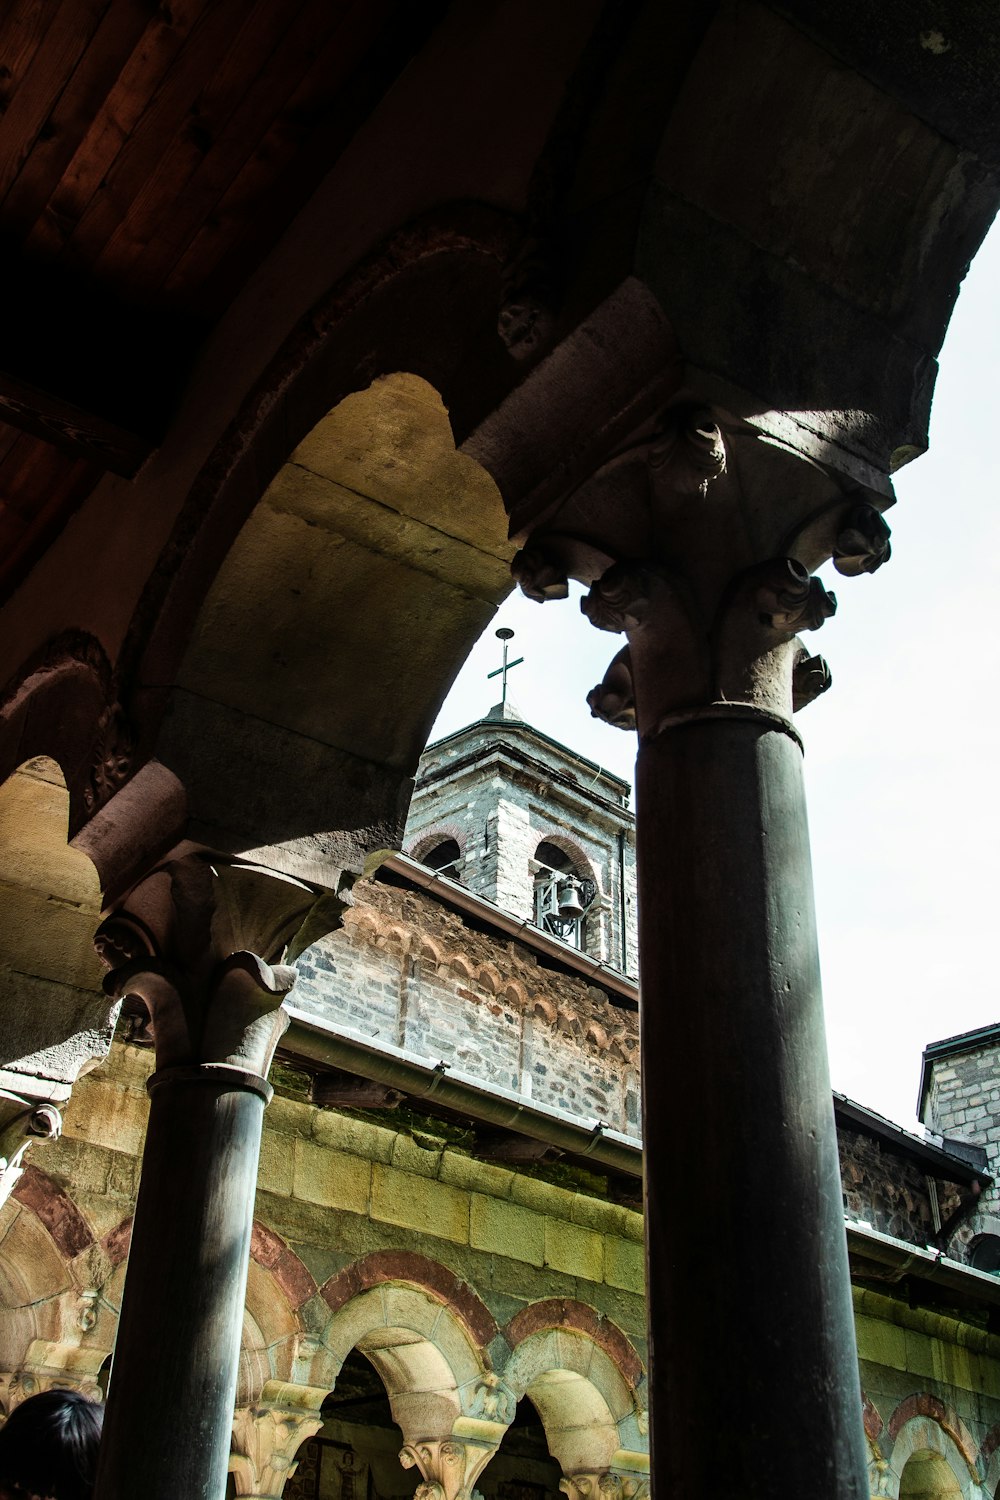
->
[917,1020,1000,1122]
[413,738,634,827]
[423,713,633,799]
[833,1091,991,1187]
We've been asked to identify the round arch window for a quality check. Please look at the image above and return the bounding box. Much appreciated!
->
[970,1233,1000,1273]
[421,838,461,880]
[532,840,595,949]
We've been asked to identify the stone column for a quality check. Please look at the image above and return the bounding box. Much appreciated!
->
[512,405,892,1499]
[91,856,338,1500]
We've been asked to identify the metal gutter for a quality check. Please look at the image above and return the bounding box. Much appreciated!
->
[846,1221,1000,1309]
[377,851,640,1007]
[281,1007,644,1179]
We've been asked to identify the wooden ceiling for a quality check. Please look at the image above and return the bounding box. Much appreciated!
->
[0,0,444,603]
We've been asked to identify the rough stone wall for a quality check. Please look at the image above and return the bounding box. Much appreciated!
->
[838,1128,962,1245]
[293,879,641,1135]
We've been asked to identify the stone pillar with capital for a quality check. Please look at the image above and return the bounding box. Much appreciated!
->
[92,856,343,1500]
[511,403,889,1499]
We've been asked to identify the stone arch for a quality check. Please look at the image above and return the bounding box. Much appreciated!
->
[888,1406,979,1500]
[531,834,600,891]
[0,757,109,1080]
[502,1304,646,1474]
[250,1224,317,1315]
[314,1253,499,1443]
[980,1423,1000,1499]
[235,1250,311,1406]
[409,825,468,867]
[126,205,518,864]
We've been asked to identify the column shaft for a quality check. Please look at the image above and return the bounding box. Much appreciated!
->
[95,1072,267,1500]
[636,718,867,1498]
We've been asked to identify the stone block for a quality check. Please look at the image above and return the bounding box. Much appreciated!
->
[390,1132,445,1178]
[510,1175,574,1218]
[604,1236,645,1293]
[293,1140,371,1214]
[62,1079,146,1156]
[439,1151,513,1198]
[854,1314,906,1371]
[311,1109,396,1164]
[266,1096,314,1139]
[258,1131,295,1196]
[544,1219,604,1281]
[469,1195,544,1266]
[370,1166,469,1244]
[903,1328,936,1380]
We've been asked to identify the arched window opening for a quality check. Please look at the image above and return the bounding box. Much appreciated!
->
[478,1395,563,1500]
[532,841,595,951]
[970,1234,1000,1273]
[283,1349,415,1500]
[898,1450,963,1500]
[422,838,462,881]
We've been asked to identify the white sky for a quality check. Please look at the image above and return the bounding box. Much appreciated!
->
[431,221,1000,1133]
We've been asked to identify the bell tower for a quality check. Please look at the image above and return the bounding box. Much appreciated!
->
[404,699,637,977]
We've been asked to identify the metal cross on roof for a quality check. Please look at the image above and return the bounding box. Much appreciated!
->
[487,627,524,708]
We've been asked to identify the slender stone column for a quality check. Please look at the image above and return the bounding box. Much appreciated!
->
[511,403,893,1499]
[91,855,338,1500]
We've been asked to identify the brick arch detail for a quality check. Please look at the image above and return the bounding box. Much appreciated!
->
[863,1390,884,1443]
[504,1299,644,1391]
[407,824,467,864]
[250,1223,318,1311]
[887,1394,979,1475]
[319,1250,498,1353]
[10,1165,94,1262]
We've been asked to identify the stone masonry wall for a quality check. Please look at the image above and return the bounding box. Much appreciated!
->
[924,1041,1000,1255]
[293,878,641,1134]
[406,724,637,979]
[838,1128,962,1246]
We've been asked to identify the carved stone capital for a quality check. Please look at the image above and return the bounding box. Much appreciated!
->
[398,1437,498,1500]
[231,1391,326,1499]
[560,1473,649,1500]
[0,1093,62,1212]
[508,399,890,739]
[94,855,346,1080]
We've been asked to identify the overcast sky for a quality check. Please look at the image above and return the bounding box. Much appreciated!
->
[431,222,1000,1133]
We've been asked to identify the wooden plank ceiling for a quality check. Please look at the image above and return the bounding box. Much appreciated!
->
[0,0,441,604]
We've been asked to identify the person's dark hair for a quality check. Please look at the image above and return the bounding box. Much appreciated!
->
[0,1389,103,1500]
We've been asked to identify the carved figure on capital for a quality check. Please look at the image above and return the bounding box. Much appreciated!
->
[559,1472,650,1500]
[398,1437,498,1500]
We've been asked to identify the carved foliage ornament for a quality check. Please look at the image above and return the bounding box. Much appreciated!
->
[399,1438,497,1500]
[560,1476,649,1500]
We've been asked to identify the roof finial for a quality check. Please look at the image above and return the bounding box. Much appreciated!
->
[487,627,523,710]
